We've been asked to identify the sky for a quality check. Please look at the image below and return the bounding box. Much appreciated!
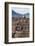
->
[12,7,33,18]
[12,7,30,18]
[12,7,30,15]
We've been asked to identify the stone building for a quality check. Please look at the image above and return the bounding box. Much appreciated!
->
[12,17,29,38]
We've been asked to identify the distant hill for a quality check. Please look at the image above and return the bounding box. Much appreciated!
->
[12,10,29,18]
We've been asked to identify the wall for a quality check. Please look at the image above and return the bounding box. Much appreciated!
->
[0,0,35,46]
